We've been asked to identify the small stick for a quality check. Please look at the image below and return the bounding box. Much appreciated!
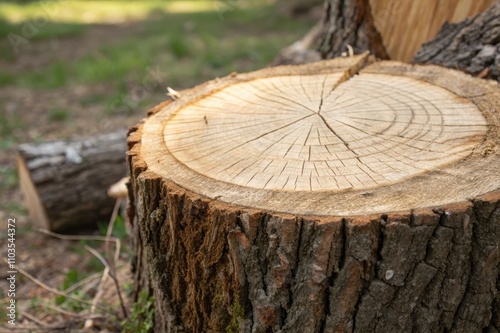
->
[2,259,111,313]
[84,267,110,329]
[42,303,93,319]
[19,309,66,329]
[84,245,128,319]
[38,229,121,266]
[64,271,103,294]
[105,198,122,268]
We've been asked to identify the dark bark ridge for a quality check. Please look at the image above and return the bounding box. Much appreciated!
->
[413,2,500,81]
[318,0,388,60]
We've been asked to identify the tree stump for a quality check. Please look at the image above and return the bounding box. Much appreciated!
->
[127,54,500,333]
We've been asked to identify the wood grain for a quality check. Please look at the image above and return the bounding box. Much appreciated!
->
[139,54,500,216]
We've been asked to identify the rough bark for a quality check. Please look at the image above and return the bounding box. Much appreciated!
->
[17,130,127,231]
[128,56,500,332]
[273,0,387,65]
[317,0,388,60]
[274,0,497,65]
[413,2,500,81]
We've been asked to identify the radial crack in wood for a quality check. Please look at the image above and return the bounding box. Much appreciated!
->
[128,55,500,333]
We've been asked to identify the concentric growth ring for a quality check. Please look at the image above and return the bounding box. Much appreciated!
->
[163,73,487,191]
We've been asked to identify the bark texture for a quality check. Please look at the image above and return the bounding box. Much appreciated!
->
[274,0,387,65]
[274,0,498,66]
[127,150,500,333]
[318,0,388,60]
[413,2,500,81]
[127,60,500,332]
[18,130,127,231]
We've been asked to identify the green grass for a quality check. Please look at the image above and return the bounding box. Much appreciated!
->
[0,71,15,86]
[0,201,28,215]
[0,167,18,190]
[121,290,155,333]
[48,107,71,121]
[0,17,87,60]
[3,2,311,91]
[0,112,24,149]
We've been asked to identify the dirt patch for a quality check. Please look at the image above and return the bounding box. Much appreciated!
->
[0,20,158,332]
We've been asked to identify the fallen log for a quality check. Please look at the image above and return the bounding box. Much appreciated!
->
[127,54,500,332]
[17,130,127,231]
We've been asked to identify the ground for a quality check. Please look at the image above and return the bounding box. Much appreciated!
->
[0,1,312,331]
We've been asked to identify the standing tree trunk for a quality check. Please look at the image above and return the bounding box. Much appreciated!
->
[274,0,498,67]
[127,54,500,332]
[414,2,500,81]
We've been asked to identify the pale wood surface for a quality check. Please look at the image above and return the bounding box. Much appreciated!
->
[165,73,486,191]
[139,54,500,216]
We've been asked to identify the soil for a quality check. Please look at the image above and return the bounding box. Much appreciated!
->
[0,22,151,332]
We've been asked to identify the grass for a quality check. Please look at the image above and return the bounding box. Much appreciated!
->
[0,17,86,60]
[0,201,28,215]
[0,166,18,190]
[121,290,155,333]
[2,1,311,91]
[0,111,24,149]
[0,1,218,24]
[48,107,71,121]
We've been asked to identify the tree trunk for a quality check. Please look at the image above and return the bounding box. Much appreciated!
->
[413,2,500,81]
[17,130,127,231]
[127,54,500,333]
[274,0,497,65]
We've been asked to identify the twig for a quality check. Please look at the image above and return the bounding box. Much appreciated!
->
[84,267,110,329]
[43,303,102,320]
[38,228,121,266]
[1,259,111,313]
[85,198,127,329]
[84,245,128,319]
[19,309,66,329]
[106,198,122,267]
[64,271,103,294]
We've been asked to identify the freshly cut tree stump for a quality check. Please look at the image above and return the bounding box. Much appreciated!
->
[127,54,500,333]
[18,130,127,231]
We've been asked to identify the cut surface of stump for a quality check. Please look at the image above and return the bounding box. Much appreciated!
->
[128,54,500,333]
[139,54,498,216]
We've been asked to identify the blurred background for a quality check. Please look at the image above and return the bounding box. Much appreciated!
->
[0,1,317,331]
[0,0,318,218]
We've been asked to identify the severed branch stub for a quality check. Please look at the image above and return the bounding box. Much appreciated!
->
[127,53,500,333]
